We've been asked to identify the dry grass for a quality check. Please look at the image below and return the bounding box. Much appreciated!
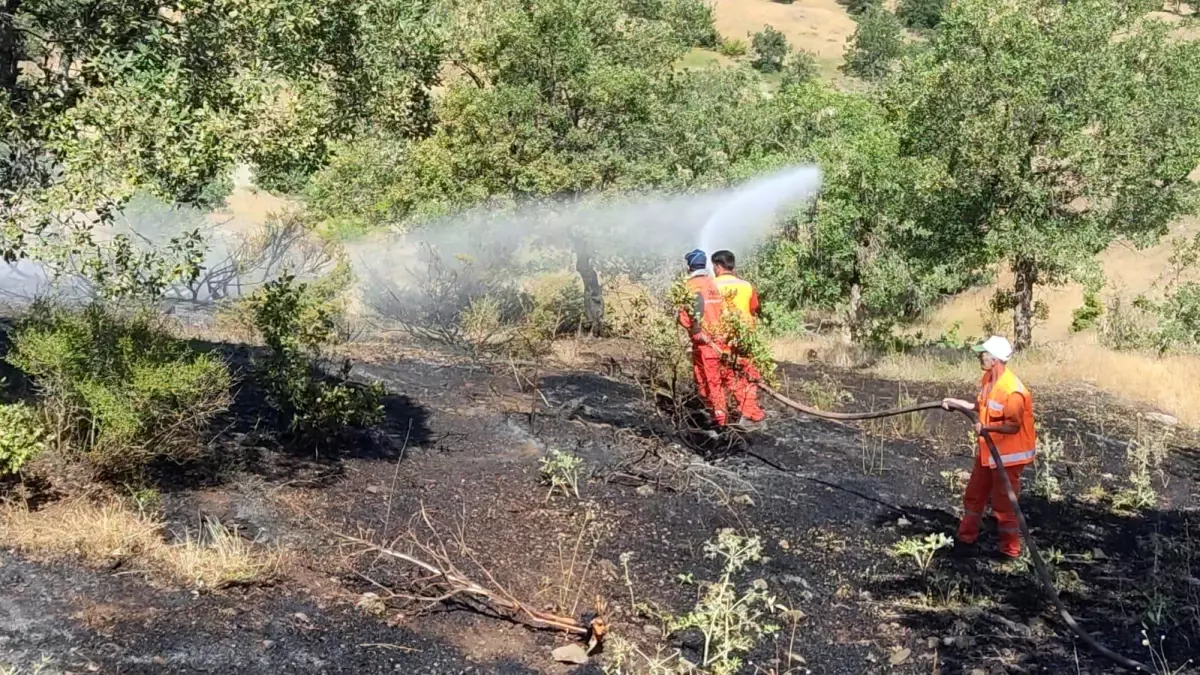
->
[0,498,280,589]
[785,333,1200,427]
[712,0,856,65]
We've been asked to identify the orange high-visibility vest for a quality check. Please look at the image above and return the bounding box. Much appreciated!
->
[679,273,725,342]
[715,273,756,327]
[976,367,1037,469]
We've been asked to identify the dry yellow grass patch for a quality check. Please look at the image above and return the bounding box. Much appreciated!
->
[0,498,280,589]
[712,0,856,64]
[785,333,1200,426]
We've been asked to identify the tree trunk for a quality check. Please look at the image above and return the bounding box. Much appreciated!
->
[1011,256,1037,351]
[0,1,22,96]
[572,236,604,337]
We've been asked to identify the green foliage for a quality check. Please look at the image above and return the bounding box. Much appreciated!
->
[896,0,948,30]
[884,0,1200,347]
[890,532,953,572]
[719,310,778,387]
[7,302,231,474]
[663,0,720,48]
[252,274,384,437]
[1149,283,1200,353]
[1,0,444,265]
[1112,427,1171,513]
[780,50,821,89]
[1031,431,1064,502]
[843,6,904,81]
[843,0,883,15]
[667,530,779,675]
[539,450,584,500]
[718,37,749,58]
[0,403,46,475]
[1070,287,1104,334]
[750,25,790,73]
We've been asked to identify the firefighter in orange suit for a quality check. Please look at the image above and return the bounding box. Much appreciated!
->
[678,250,728,427]
[711,250,766,425]
[942,336,1037,559]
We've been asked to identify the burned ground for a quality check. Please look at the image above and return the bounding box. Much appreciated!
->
[2,339,1199,674]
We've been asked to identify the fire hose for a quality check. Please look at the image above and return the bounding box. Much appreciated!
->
[753,382,1150,673]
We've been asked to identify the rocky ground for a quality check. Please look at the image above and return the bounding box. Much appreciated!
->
[3,337,1199,674]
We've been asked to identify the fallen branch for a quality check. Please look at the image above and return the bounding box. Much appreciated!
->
[328,508,607,645]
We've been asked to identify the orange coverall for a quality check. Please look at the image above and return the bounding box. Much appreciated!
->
[678,272,728,426]
[959,365,1036,558]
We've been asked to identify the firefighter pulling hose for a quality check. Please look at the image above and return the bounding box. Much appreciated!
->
[676,249,1151,672]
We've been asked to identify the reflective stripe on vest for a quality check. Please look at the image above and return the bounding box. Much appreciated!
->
[977,368,1038,468]
[714,274,755,326]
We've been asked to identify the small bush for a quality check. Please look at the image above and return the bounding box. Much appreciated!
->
[843,0,882,15]
[0,403,45,475]
[667,530,779,675]
[750,25,790,73]
[1031,431,1064,501]
[896,0,948,30]
[718,37,748,58]
[891,533,953,572]
[780,50,821,88]
[1070,288,1104,333]
[539,449,584,500]
[1099,295,1153,351]
[252,274,384,438]
[7,302,231,474]
[664,0,719,48]
[843,6,904,81]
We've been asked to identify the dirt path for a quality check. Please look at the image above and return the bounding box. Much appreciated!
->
[3,344,1199,673]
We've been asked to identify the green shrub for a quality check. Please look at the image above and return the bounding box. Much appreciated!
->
[252,274,384,437]
[750,25,790,73]
[7,302,231,474]
[718,37,748,58]
[664,0,719,48]
[0,402,45,475]
[843,0,882,15]
[780,50,821,88]
[896,0,948,29]
[1070,287,1104,333]
[843,6,904,80]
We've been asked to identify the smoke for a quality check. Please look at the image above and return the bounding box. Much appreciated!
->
[347,164,822,294]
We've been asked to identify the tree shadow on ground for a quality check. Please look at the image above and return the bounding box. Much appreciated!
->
[867,494,1200,672]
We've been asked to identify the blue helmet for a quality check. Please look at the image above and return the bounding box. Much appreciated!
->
[685,249,707,270]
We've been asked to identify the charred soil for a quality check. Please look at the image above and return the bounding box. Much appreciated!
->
[3,340,1200,674]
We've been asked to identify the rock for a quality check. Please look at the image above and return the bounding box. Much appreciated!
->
[597,559,620,581]
[733,494,755,506]
[365,486,381,494]
[552,644,590,665]
[927,637,939,649]
[636,484,655,497]
[355,592,387,617]
[1091,548,1108,560]
[889,648,911,665]
[897,517,912,527]
[261,640,276,651]
[1145,412,1179,427]
[643,624,663,638]
[779,539,790,550]
[865,652,878,663]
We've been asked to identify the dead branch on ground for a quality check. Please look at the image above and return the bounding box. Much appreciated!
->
[330,504,607,644]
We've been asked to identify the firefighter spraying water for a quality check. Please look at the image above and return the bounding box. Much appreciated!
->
[674,247,1148,671]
